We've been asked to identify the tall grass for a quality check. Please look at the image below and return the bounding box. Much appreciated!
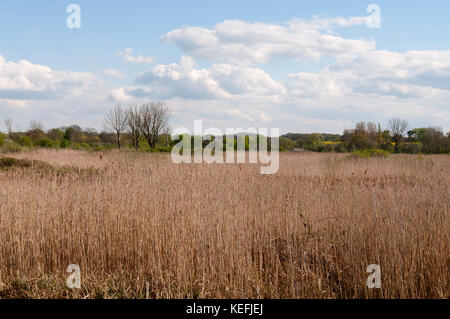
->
[0,150,448,298]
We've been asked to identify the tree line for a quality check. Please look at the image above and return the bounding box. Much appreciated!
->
[0,102,171,152]
[1,107,449,154]
[280,118,450,154]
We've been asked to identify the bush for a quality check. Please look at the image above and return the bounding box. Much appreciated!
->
[72,143,91,150]
[3,143,22,153]
[334,143,346,153]
[138,139,151,151]
[92,144,106,152]
[380,142,394,153]
[36,137,54,148]
[0,133,7,146]
[60,139,70,148]
[17,135,33,147]
[279,137,296,151]
[399,142,422,154]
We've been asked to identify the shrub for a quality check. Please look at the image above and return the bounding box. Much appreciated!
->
[60,139,70,148]
[17,135,33,147]
[380,142,394,153]
[138,139,151,151]
[72,143,91,150]
[334,143,346,153]
[2,143,22,153]
[279,137,296,151]
[400,142,422,154]
[36,137,54,148]
[92,144,106,152]
[0,133,7,146]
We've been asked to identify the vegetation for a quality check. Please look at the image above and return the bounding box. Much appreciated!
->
[0,150,447,298]
[281,120,449,154]
[0,106,448,299]
[1,103,171,154]
[1,112,448,155]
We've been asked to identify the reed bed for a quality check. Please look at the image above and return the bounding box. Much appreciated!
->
[0,150,448,298]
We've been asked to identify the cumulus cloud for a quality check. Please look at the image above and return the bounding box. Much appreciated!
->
[134,56,285,100]
[110,87,131,102]
[0,55,96,100]
[124,45,450,132]
[116,48,154,64]
[162,18,375,65]
[287,50,450,99]
[2,14,450,134]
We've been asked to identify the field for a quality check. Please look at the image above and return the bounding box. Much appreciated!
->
[0,149,448,298]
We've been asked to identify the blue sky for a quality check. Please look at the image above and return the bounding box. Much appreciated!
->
[1,0,449,133]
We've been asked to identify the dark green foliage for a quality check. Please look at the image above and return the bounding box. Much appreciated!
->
[17,135,33,147]
[60,139,70,148]
[36,137,54,148]
[0,133,6,146]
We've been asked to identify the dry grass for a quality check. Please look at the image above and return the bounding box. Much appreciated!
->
[0,149,448,299]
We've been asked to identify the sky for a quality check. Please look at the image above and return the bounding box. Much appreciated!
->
[0,0,449,134]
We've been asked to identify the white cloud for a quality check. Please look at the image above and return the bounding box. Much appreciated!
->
[110,87,131,102]
[124,44,450,133]
[0,54,113,130]
[116,48,154,64]
[134,56,285,100]
[0,55,96,100]
[2,14,450,134]
[288,49,450,99]
[162,18,376,65]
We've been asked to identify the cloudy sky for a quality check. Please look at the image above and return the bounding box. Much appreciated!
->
[0,0,449,134]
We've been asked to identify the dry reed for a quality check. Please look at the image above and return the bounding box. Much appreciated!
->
[0,150,448,298]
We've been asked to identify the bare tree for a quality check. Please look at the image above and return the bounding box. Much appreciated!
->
[125,104,141,150]
[28,120,45,141]
[29,120,44,131]
[388,118,408,153]
[104,105,127,149]
[139,102,170,148]
[4,117,13,138]
[355,121,367,135]
[367,122,379,147]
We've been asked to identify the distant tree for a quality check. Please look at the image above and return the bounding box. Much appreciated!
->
[4,117,13,138]
[84,128,100,144]
[354,122,367,135]
[84,128,98,136]
[64,127,74,141]
[64,126,83,143]
[69,124,82,132]
[98,131,116,144]
[423,127,449,153]
[367,122,381,147]
[279,137,297,151]
[28,120,45,142]
[104,105,127,149]
[139,102,170,148]
[125,104,141,150]
[388,118,408,153]
[29,120,44,131]
[48,128,64,141]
